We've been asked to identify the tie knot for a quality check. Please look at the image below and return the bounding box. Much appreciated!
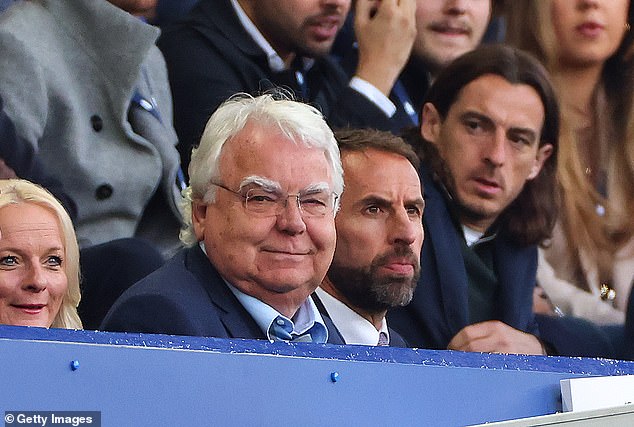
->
[269,316,314,343]
[269,316,293,341]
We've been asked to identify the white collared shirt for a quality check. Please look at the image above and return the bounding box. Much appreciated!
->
[461,225,496,248]
[315,287,389,346]
[230,0,286,72]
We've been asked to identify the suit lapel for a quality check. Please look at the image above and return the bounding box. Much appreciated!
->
[185,246,266,340]
[311,293,346,345]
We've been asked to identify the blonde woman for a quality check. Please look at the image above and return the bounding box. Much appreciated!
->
[0,179,82,329]
[506,0,634,324]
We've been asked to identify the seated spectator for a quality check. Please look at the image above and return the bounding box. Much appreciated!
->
[102,93,345,344]
[0,179,82,329]
[388,45,557,355]
[506,0,634,325]
[314,129,424,347]
[0,0,183,254]
[334,0,495,133]
[158,0,416,172]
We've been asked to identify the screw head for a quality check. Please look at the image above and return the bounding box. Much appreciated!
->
[70,360,80,371]
[330,372,340,382]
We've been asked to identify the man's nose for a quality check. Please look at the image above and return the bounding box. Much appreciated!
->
[578,0,600,11]
[444,0,468,15]
[388,209,420,246]
[484,130,507,167]
[276,195,307,235]
[322,0,348,12]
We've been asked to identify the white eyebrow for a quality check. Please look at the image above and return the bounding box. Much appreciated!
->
[302,182,331,194]
[238,177,331,194]
[239,176,282,193]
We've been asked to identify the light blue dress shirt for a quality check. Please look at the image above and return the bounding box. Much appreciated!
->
[226,282,328,343]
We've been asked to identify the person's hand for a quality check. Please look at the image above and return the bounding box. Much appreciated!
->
[354,0,417,95]
[533,285,556,315]
[0,158,16,179]
[447,320,546,355]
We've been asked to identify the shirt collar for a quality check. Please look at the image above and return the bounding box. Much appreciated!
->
[230,0,314,72]
[462,224,497,247]
[431,174,498,247]
[315,287,389,346]
[230,0,286,72]
[198,242,327,342]
[228,283,328,343]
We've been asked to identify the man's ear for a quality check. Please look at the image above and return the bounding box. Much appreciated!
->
[421,103,442,146]
[191,199,208,242]
[527,143,554,180]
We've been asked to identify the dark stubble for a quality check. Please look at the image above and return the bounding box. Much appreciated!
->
[327,245,421,313]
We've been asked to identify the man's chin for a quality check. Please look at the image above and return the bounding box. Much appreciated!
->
[297,42,333,59]
[455,197,503,226]
[257,272,318,294]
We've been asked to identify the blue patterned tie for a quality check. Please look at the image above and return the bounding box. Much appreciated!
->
[269,316,313,343]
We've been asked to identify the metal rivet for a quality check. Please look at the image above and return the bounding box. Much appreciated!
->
[330,372,340,382]
[70,360,80,371]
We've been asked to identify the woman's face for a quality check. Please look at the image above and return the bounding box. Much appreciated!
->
[0,203,67,327]
[551,0,629,68]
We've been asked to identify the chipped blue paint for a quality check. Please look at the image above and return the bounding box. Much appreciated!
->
[1,324,632,375]
[1,325,633,426]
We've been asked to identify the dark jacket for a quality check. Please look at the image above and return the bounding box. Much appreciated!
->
[101,245,345,345]
[388,166,539,349]
[332,13,431,134]
[158,0,396,172]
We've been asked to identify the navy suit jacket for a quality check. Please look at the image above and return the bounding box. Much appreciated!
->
[101,245,345,344]
[158,0,397,172]
[388,167,539,349]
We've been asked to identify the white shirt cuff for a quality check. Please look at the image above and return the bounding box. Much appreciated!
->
[349,76,396,118]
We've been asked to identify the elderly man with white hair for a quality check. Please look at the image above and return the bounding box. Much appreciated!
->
[102,94,345,344]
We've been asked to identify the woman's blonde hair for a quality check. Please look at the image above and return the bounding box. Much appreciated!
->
[506,0,634,285]
[0,179,82,329]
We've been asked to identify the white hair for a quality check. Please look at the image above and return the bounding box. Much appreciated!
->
[180,93,343,245]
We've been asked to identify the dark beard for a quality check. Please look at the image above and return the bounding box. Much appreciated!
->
[327,246,420,313]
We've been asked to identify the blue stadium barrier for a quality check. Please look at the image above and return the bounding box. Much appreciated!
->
[1,325,632,426]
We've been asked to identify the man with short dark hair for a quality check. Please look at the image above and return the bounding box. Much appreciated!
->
[315,129,424,347]
[389,45,558,355]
